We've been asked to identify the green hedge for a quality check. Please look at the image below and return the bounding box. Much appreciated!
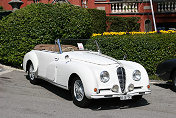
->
[106,16,140,32]
[0,3,92,67]
[87,9,106,33]
[0,6,3,11]
[92,34,176,75]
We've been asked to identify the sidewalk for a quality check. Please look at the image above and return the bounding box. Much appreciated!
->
[0,63,24,72]
[149,80,167,84]
[0,65,4,72]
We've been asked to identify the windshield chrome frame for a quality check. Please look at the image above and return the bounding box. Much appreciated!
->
[57,39,62,54]
[94,40,101,54]
[56,39,101,54]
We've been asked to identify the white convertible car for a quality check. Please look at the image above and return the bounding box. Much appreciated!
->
[23,39,151,107]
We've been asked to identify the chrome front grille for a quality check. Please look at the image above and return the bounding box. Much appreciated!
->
[117,67,126,93]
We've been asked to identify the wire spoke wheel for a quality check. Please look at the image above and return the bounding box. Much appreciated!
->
[74,80,84,101]
[29,65,35,80]
[27,63,38,84]
[71,77,90,107]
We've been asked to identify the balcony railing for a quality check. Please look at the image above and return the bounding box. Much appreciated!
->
[111,2,138,13]
[157,2,176,12]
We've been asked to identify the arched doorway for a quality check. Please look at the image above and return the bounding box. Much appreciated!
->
[81,0,88,8]
[145,19,152,32]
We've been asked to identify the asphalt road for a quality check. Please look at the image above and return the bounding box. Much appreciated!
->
[0,68,176,118]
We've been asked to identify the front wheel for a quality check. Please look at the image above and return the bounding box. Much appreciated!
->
[71,78,90,107]
[28,63,38,85]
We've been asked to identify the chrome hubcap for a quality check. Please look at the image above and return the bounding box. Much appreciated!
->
[29,65,35,80]
[74,80,84,101]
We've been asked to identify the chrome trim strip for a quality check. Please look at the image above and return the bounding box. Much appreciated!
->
[38,76,67,89]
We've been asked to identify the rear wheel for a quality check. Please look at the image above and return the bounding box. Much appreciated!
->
[71,77,90,107]
[28,63,38,84]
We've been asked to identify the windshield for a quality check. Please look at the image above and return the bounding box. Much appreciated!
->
[58,39,100,53]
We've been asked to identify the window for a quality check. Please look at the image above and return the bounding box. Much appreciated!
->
[145,20,152,32]
[81,0,88,8]
[33,0,40,3]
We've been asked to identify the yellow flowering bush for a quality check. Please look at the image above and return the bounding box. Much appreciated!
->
[92,30,176,37]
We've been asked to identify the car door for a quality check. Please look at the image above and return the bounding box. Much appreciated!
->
[36,51,60,81]
[54,53,73,88]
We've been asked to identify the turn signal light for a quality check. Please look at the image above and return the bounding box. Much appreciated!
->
[94,88,97,92]
[94,88,100,94]
[147,85,150,89]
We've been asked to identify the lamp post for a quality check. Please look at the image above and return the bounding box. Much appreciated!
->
[8,0,24,11]
[149,0,157,31]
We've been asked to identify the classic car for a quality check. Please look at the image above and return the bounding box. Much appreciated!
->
[156,59,176,90]
[23,39,151,107]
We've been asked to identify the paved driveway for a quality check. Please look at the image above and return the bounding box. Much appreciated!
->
[0,69,176,118]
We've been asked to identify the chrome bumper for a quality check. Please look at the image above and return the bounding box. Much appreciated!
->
[90,90,151,99]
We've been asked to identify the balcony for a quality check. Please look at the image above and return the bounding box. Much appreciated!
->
[157,2,176,12]
[111,2,138,13]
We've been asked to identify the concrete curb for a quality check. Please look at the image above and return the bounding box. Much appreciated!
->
[0,63,24,72]
[150,80,167,84]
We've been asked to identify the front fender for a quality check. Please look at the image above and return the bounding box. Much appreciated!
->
[73,65,98,99]
[23,50,39,72]
[56,60,99,99]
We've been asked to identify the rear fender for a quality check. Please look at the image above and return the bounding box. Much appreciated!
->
[23,51,39,72]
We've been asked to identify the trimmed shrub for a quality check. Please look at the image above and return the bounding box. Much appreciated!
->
[106,16,140,32]
[0,3,92,67]
[92,34,176,75]
[87,9,106,33]
[0,11,12,20]
[0,6,3,11]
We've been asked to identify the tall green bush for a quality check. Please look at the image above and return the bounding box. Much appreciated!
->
[87,9,106,33]
[0,3,92,67]
[92,34,176,75]
[0,6,3,11]
[106,16,140,32]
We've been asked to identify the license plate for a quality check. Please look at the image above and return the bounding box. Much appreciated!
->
[120,95,132,100]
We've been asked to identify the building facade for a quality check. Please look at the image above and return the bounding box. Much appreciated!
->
[1,0,176,31]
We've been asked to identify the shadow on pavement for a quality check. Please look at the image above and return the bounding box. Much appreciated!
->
[25,75,150,110]
[25,75,72,101]
[89,98,150,111]
[39,79,73,101]
[154,82,176,92]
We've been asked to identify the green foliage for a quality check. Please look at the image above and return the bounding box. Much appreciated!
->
[0,6,3,11]
[106,16,140,32]
[0,3,92,67]
[87,9,106,33]
[92,34,176,76]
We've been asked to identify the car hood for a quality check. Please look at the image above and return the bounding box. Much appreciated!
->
[65,51,120,65]
[118,60,144,70]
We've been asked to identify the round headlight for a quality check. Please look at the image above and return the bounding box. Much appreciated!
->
[100,71,110,83]
[133,70,141,81]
